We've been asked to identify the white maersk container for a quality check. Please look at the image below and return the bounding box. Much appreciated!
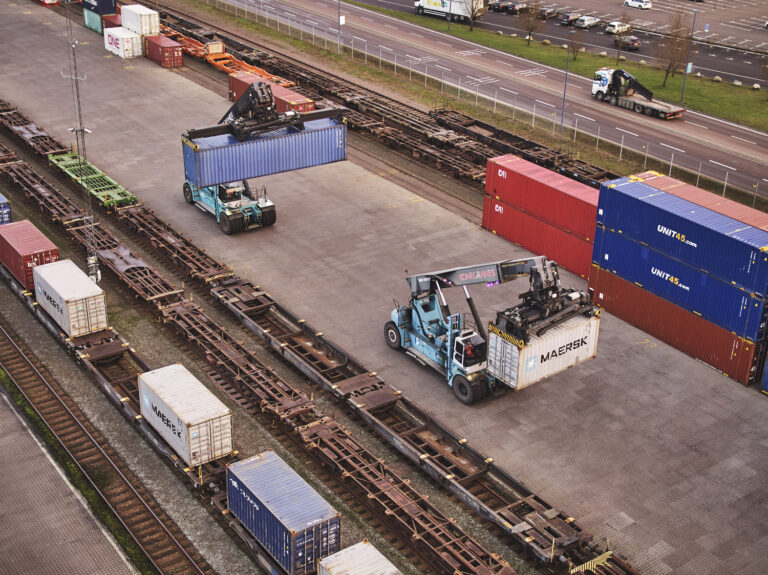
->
[139,364,233,468]
[486,315,600,390]
[33,259,108,338]
[120,5,161,36]
[104,27,142,59]
[319,540,402,575]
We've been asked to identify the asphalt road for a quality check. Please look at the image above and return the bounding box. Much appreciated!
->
[230,0,768,195]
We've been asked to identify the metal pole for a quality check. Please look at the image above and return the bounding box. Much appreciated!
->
[619,134,625,160]
[337,0,341,54]
[425,64,428,87]
[753,183,759,208]
[643,144,649,169]
[447,0,453,32]
[380,46,382,69]
[669,152,674,176]
[493,90,497,113]
[552,113,556,134]
[409,61,412,81]
[680,9,697,104]
[723,171,729,196]
[596,126,600,151]
[574,118,578,142]
[365,42,367,64]
[560,31,574,130]
[475,83,479,105]
[696,160,702,187]
[532,102,536,127]
[512,96,516,121]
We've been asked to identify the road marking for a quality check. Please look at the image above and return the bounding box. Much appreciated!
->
[574,113,595,121]
[361,16,373,21]
[660,143,685,153]
[499,87,518,95]
[709,160,737,171]
[684,121,708,129]
[434,64,452,71]
[353,36,366,42]
[437,41,452,46]
[385,24,398,29]
[495,59,514,66]
[518,68,546,76]
[616,128,638,137]
[379,45,393,51]
[731,135,757,145]
[535,99,555,107]
[410,32,424,38]
[456,48,486,56]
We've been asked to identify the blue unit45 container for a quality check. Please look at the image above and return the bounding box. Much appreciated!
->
[598,178,768,296]
[183,117,347,188]
[593,226,768,342]
[227,451,341,575]
[0,193,10,225]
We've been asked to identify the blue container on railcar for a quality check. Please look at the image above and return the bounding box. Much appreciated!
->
[0,193,11,225]
[82,0,116,15]
[183,117,347,189]
[593,225,768,342]
[597,178,768,297]
[227,451,341,575]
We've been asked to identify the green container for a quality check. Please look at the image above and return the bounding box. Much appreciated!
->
[83,8,102,35]
[48,152,136,208]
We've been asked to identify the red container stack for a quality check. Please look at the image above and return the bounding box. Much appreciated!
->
[589,265,765,385]
[0,220,59,290]
[482,155,598,279]
[101,14,122,29]
[144,36,183,68]
[228,72,315,114]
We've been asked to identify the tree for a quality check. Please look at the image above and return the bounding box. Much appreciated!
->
[615,13,632,65]
[519,2,543,46]
[569,28,584,61]
[656,13,691,88]
[458,0,484,32]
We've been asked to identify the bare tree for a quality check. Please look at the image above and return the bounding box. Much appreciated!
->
[615,13,632,65]
[569,28,584,61]
[458,0,486,32]
[519,2,543,46]
[656,13,691,88]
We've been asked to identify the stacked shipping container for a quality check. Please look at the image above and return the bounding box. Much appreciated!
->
[228,72,315,113]
[590,173,768,388]
[0,193,10,225]
[0,220,59,290]
[144,36,184,68]
[83,0,117,35]
[483,155,598,279]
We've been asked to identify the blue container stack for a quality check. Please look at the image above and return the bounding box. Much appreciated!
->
[0,193,11,225]
[227,451,341,575]
[594,178,768,344]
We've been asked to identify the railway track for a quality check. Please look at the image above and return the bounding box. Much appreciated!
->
[0,317,215,575]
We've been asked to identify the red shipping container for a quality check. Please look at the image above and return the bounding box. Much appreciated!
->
[0,220,59,290]
[101,14,121,29]
[228,72,315,114]
[483,195,592,279]
[631,171,768,231]
[486,155,599,242]
[589,264,765,386]
[144,36,183,68]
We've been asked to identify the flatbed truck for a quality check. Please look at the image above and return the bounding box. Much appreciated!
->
[592,68,684,120]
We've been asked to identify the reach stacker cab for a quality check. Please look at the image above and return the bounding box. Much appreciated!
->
[183,179,275,235]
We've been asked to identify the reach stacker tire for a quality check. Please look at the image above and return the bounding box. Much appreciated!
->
[183,183,194,204]
[384,322,401,350]
[261,206,276,227]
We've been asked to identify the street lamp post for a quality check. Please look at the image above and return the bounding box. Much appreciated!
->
[447,0,453,32]
[559,30,575,130]
[680,9,697,105]
[337,0,341,54]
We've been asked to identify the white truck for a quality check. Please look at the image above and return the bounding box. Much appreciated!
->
[414,0,486,22]
[592,68,684,120]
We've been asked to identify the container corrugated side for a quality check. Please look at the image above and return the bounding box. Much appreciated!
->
[318,541,401,575]
[184,117,346,188]
[82,0,116,15]
[33,259,108,338]
[593,226,767,342]
[120,5,160,35]
[145,35,183,68]
[0,220,59,290]
[228,451,341,575]
[486,155,598,241]
[102,14,122,28]
[483,195,592,279]
[104,27,142,59]
[138,364,233,467]
[633,171,768,231]
[487,315,599,390]
[83,8,103,34]
[0,193,10,225]
[598,179,768,295]
[589,265,763,386]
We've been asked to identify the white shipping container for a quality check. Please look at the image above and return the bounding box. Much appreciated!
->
[486,315,600,390]
[120,5,160,36]
[319,540,402,575]
[104,27,142,59]
[139,364,233,467]
[33,259,108,338]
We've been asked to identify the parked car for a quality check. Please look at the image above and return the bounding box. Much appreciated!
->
[490,1,512,12]
[560,12,581,26]
[506,2,529,14]
[606,21,631,35]
[615,35,641,50]
[575,15,600,29]
[624,0,652,9]
[539,7,558,19]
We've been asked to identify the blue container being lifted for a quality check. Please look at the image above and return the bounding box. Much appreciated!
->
[183,117,347,188]
[227,451,341,575]
[598,178,768,296]
[0,193,11,225]
[593,225,768,342]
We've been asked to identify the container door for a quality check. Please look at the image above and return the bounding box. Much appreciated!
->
[69,300,88,337]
